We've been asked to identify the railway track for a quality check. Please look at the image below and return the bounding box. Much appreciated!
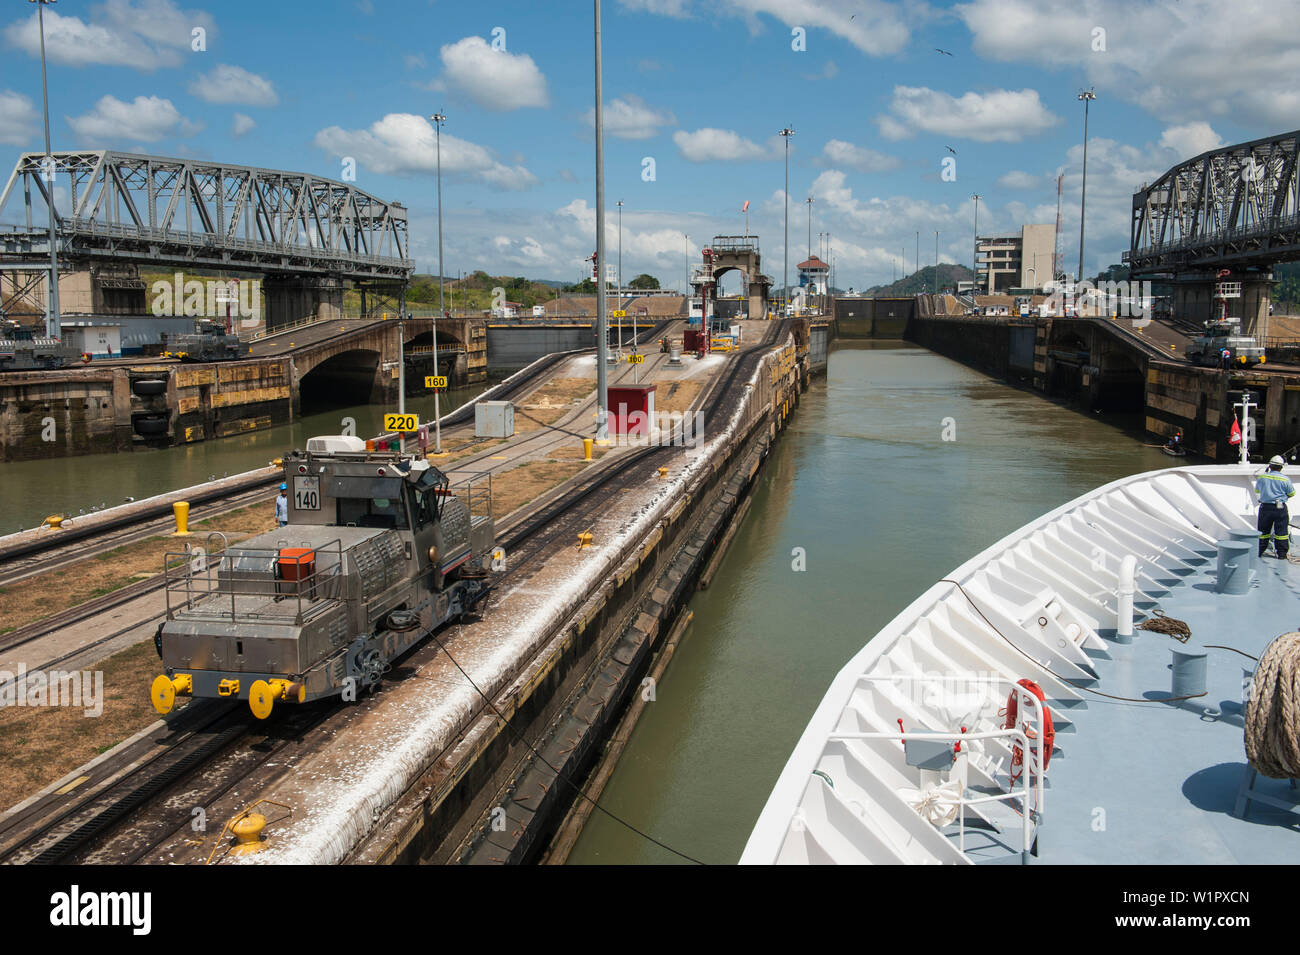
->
[0,321,780,866]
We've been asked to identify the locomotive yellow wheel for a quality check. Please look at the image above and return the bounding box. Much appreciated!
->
[151,674,176,714]
[248,680,276,720]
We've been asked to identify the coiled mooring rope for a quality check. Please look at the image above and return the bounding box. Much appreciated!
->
[1244,631,1300,779]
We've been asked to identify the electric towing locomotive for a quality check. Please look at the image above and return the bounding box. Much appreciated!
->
[150,434,499,719]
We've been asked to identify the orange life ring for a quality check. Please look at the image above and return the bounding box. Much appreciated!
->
[1003,678,1054,783]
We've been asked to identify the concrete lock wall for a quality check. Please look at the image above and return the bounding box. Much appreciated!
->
[0,358,293,461]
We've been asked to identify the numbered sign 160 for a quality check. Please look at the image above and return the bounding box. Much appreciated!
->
[424,376,448,389]
[383,413,419,432]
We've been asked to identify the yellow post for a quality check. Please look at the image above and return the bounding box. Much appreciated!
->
[582,437,593,461]
[172,501,190,535]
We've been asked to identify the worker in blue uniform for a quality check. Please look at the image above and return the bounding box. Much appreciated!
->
[276,483,289,526]
[1256,456,1295,558]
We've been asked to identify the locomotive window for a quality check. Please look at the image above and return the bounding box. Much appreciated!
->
[337,496,409,529]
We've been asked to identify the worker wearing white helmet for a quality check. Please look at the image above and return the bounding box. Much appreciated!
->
[1256,455,1295,559]
[276,482,289,526]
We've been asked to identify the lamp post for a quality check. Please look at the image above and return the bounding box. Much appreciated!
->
[616,199,623,354]
[32,0,60,339]
[593,0,609,441]
[779,127,794,312]
[430,111,447,453]
[930,229,941,293]
[1077,88,1097,284]
[806,196,814,262]
[971,193,982,295]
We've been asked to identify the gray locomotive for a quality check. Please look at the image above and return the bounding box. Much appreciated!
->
[151,434,498,719]
[0,319,79,370]
[162,319,251,362]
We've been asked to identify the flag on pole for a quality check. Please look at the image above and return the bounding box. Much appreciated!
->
[1229,417,1242,446]
[742,200,750,213]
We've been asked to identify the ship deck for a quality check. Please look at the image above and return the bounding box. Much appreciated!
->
[743,465,1300,865]
[1038,546,1300,864]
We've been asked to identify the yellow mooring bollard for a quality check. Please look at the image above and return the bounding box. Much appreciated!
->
[583,437,593,461]
[172,501,191,535]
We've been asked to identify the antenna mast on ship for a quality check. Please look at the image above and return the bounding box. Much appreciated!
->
[1236,391,1257,465]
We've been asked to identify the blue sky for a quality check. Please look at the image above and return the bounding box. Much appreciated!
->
[2,0,1297,291]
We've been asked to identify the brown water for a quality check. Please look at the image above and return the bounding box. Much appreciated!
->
[566,339,1175,864]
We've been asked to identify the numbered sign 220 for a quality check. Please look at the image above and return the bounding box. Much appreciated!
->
[383,413,419,432]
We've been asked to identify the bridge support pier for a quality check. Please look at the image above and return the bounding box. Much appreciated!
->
[1173,270,1273,336]
[263,274,344,332]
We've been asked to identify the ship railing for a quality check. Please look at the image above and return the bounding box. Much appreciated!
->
[163,536,346,626]
[827,675,1047,864]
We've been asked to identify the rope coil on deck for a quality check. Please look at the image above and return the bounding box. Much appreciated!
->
[1244,631,1300,779]
[1137,609,1191,642]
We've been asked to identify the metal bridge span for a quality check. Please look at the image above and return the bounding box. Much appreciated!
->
[1126,129,1300,331]
[0,150,414,330]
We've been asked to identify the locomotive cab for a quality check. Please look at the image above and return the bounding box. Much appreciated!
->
[150,435,497,719]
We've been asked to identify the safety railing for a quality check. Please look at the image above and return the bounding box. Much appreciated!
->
[455,469,494,522]
[163,535,345,626]
[827,674,1048,863]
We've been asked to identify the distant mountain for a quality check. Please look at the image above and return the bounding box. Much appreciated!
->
[865,263,973,297]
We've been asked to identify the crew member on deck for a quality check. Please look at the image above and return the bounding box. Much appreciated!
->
[276,483,289,526]
[1256,456,1295,559]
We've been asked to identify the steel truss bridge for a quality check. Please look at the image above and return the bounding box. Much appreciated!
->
[0,150,413,281]
[1127,129,1300,275]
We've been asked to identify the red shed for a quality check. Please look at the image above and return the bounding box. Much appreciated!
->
[607,385,657,436]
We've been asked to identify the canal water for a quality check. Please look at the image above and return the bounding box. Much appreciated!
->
[567,339,1175,865]
[1,383,487,533]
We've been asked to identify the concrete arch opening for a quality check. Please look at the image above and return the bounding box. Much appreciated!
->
[1096,350,1145,412]
[405,328,467,383]
[299,349,381,413]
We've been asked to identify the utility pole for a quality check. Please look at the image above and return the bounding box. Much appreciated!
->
[779,127,794,313]
[593,0,609,441]
[617,199,623,355]
[34,0,60,339]
[971,194,982,294]
[430,111,447,453]
[1077,88,1097,284]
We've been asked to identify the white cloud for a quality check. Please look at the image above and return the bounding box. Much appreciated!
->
[619,0,910,56]
[437,36,548,111]
[1158,122,1224,160]
[998,169,1042,190]
[673,128,774,162]
[4,0,215,71]
[67,94,199,143]
[877,86,1060,142]
[313,113,538,190]
[188,64,278,107]
[820,139,901,172]
[585,95,676,140]
[0,90,38,146]
[955,0,1300,128]
[231,113,255,137]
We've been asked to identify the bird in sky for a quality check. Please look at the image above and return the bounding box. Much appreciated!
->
[935,48,954,56]
[945,145,957,154]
